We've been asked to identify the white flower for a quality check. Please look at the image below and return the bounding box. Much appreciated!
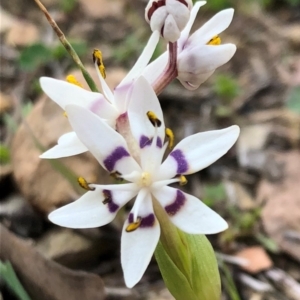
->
[143,1,236,90]
[48,76,240,288]
[39,31,160,159]
[145,0,193,42]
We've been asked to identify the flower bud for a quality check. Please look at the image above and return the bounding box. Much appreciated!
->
[145,0,193,43]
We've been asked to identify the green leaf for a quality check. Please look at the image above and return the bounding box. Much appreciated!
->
[0,260,32,300]
[213,74,240,103]
[0,144,10,164]
[255,233,279,253]
[286,86,300,114]
[60,0,77,12]
[219,260,241,300]
[203,182,226,206]
[155,242,198,300]
[18,43,52,71]
[185,234,221,300]
[154,202,221,300]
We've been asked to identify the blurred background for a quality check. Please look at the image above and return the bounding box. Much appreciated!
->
[0,0,300,299]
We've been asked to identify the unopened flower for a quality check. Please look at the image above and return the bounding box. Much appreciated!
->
[144,1,236,90]
[48,76,240,288]
[145,0,193,42]
[39,31,160,159]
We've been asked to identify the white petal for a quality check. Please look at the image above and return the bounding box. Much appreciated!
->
[142,52,169,85]
[121,191,160,288]
[40,132,88,159]
[150,6,168,32]
[94,64,115,105]
[119,31,160,88]
[39,77,104,109]
[165,0,191,31]
[187,8,234,48]
[66,105,141,174]
[49,184,137,228]
[128,76,165,145]
[178,70,214,90]
[178,44,236,75]
[162,14,181,43]
[153,186,228,234]
[157,125,240,180]
[179,1,206,49]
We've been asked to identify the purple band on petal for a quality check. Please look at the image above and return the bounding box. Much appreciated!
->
[108,201,119,213]
[139,135,163,149]
[139,135,151,148]
[156,137,162,148]
[165,189,186,216]
[103,189,119,213]
[128,213,134,223]
[103,146,130,172]
[128,213,155,228]
[170,149,188,174]
[140,214,155,228]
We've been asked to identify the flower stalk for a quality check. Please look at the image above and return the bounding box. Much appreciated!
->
[152,41,178,95]
[33,0,99,92]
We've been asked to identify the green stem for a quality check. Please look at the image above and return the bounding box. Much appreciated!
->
[33,0,99,92]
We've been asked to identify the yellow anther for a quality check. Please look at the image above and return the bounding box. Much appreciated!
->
[179,175,188,186]
[165,128,174,149]
[66,75,83,88]
[77,177,95,191]
[63,111,68,118]
[147,111,162,127]
[207,35,221,46]
[93,49,106,79]
[125,217,142,232]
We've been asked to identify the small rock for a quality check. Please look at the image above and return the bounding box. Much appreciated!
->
[283,24,300,48]
[5,20,39,46]
[237,124,272,170]
[0,8,16,33]
[35,227,110,268]
[0,194,44,238]
[0,92,13,114]
[258,151,300,261]
[235,246,273,274]
[225,181,256,210]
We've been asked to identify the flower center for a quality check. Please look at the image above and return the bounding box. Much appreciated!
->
[140,172,152,187]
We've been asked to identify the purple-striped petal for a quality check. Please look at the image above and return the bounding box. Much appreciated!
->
[128,77,165,145]
[153,186,228,234]
[121,190,160,288]
[66,104,141,175]
[48,184,138,228]
[156,125,240,180]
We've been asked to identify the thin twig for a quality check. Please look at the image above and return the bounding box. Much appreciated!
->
[33,0,99,92]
